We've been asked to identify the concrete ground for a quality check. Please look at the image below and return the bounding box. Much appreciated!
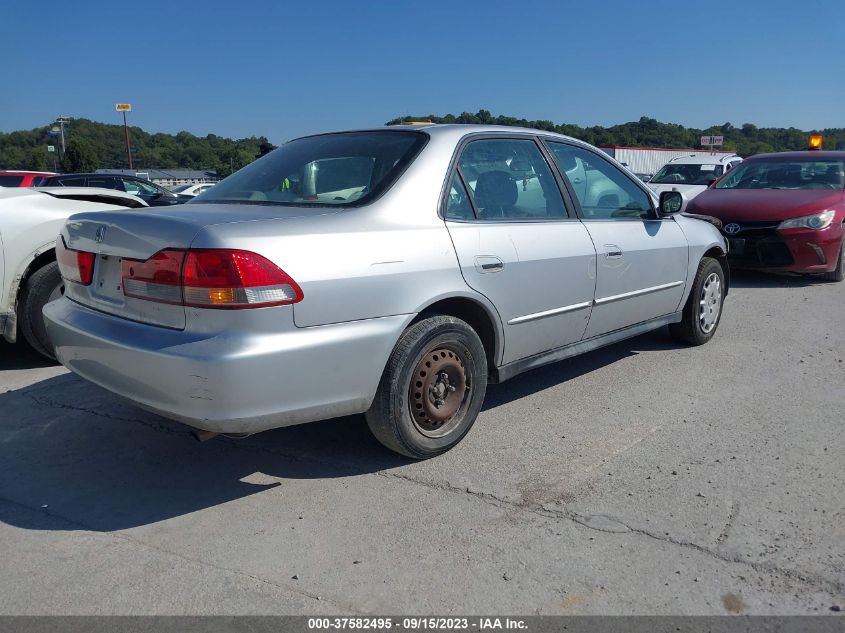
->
[0,271,842,615]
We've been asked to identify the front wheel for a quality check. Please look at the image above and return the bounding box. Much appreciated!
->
[366,315,488,459]
[821,240,844,282]
[669,257,725,346]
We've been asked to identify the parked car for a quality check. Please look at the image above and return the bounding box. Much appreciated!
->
[169,183,216,197]
[686,151,845,281]
[44,125,729,458]
[648,154,743,211]
[0,187,146,357]
[41,173,192,206]
[0,171,56,187]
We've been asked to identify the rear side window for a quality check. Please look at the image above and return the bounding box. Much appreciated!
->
[200,131,427,207]
[59,177,87,187]
[0,175,24,186]
[457,138,567,220]
[89,177,117,189]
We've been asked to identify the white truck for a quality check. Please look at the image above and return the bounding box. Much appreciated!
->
[0,187,146,357]
[646,153,743,211]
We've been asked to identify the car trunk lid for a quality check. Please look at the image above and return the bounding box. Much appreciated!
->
[60,204,328,329]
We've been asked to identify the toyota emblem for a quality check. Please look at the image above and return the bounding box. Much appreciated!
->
[95,225,108,243]
[723,223,741,235]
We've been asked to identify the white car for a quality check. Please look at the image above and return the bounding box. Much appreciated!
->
[648,154,743,211]
[0,187,146,357]
[169,183,216,197]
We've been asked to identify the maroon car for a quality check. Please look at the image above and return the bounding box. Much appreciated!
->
[687,151,844,281]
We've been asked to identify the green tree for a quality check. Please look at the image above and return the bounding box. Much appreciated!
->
[62,137,98,172]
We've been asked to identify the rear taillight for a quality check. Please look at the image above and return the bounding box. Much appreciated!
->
[56,237,95,286]
[120,248,302,309]
[121,250,185,305]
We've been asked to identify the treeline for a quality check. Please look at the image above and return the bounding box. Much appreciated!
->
[0,118,271,176]
[2,112,843,175]
[386,111,845,155]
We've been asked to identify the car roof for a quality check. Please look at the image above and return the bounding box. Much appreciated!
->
[747,150,845,161]
[295,124,585,146]
[0,170,56,175]
[667,154,741,165]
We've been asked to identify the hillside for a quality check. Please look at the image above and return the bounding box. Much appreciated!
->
[387,111,845,155]
[2,113,843,175]
[0,118,270,176]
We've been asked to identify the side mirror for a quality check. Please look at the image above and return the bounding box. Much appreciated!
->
[659,191,683,215]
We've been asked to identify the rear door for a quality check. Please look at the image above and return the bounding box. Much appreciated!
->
[545,141,688,338]
[444,136,597,365]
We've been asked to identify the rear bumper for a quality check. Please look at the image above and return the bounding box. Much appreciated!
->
[43,298,410,434]
[726,225,843,273]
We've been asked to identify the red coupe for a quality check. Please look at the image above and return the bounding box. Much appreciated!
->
[687,151,844,281]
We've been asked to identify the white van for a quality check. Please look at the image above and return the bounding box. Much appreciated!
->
[647,153,743,210]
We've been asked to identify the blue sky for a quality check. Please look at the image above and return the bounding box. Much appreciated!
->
[2,0,842,142]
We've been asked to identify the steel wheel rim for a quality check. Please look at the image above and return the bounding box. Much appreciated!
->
[409,346,472,438]
[699,272,721,333]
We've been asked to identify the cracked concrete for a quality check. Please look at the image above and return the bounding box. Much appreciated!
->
[0,270,843,614]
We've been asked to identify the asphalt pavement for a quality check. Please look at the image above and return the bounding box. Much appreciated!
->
[0,271,842,615]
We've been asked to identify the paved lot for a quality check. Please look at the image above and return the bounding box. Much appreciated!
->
[0,271,843,615]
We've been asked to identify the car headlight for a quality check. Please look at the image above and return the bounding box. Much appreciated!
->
[778,210,836,230]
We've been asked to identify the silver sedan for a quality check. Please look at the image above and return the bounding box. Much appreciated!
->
[44,125,729,458]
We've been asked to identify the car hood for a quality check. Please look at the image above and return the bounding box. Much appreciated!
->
[647,183,706,197]
[687,188,845,221]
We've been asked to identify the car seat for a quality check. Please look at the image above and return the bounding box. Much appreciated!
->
[474,171,518,218]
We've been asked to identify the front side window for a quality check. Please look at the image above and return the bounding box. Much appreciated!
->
[122,179,158,195]
[199,131,427,207]
[59,177,87,187]
[89,177,117,189]
[650,163,724,185]
[547,143,653,220]
[715,158,845,190]
[457,138,566,220]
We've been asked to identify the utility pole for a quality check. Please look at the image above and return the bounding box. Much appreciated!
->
[55,116,70,159]
[115,103,133,170]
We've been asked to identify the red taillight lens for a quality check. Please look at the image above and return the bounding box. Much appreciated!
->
[182,249,303,308]
[121,250,185,304]
[120,248,302,309]
[56,236,95,285]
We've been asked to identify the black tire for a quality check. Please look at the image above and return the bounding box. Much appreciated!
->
[18,261,63,359]
[669,257,725,346]
[366,315,488,459]
[821,241,844,282]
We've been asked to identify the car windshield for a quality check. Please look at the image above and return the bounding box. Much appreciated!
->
[715,158,845,190]
[196,131,427,207]
[650,163,724,185]
[0,175,25,186]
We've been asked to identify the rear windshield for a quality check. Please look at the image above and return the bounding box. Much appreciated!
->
[196,131,428,207]
[650,163,723,185]
[715,158,845,190]
[0,175,24,187]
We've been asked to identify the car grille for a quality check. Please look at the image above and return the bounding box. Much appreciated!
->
[721,221,794,267]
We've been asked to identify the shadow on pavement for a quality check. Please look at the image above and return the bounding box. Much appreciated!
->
[0,328,680,533]
[729,269,830,289]
[0,340,59,370]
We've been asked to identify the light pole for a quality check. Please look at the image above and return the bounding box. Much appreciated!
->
[115,103,133,170]
[55,116,70,159]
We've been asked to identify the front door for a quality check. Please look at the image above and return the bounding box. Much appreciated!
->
[444,137,597,365]
[545,141,688,338]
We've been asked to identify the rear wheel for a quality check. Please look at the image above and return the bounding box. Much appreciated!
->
[669,257,725,346]
[18,261,63,359]
[366,315,487,459]
[821,240,844,282]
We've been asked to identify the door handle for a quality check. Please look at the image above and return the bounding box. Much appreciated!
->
[475,256,504,273]
[604,245,623,259]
